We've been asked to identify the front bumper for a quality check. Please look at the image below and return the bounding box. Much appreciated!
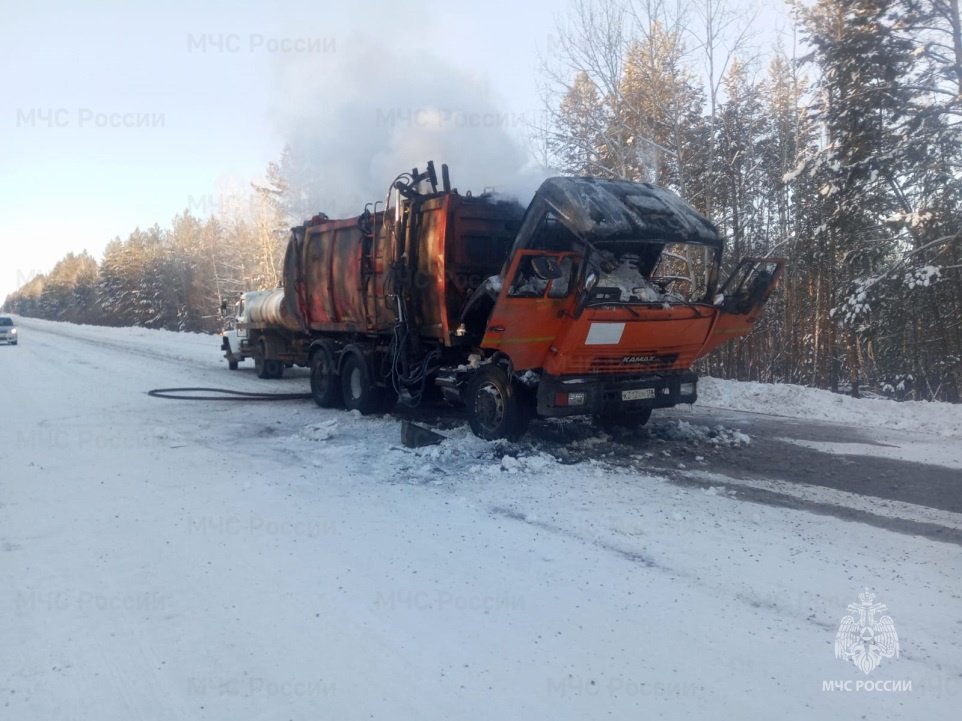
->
[536,370,698,417]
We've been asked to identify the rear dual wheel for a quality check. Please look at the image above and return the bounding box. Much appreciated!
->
[255,340,284,379]
[255,356,284,379]
[310,342,342,408]
[312,344,394,414]
[341,350,386,415]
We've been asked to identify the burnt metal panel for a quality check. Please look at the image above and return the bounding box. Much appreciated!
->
[523,177,721,249]
[286,194,525,341]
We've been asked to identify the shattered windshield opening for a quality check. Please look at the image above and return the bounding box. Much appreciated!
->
[517,178,723,309]
[586,240,717,306]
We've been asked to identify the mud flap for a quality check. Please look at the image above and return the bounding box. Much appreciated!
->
[400,421,445,448]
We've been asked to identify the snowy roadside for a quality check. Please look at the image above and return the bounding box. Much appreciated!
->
[699,375,962,438]
[2,316,960,720]
[4,314,221,368]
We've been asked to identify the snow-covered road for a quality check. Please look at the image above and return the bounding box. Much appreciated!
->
[1,317,960,720]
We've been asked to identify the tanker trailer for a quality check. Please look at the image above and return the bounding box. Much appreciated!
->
[293,162,782,440]
[220,288,311,378]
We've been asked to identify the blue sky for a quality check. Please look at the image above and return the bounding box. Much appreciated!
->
[0,0,558,299]
[0,0,784,301]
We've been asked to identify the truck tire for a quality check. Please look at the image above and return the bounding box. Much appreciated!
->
[310,342,342,408]
[255,339,284,379]
[340,349,380,415]
[228,358,239,370]
[255,340,269,379]
[266,360,284,379]
[466,365,529,441]
[256,356,284,379]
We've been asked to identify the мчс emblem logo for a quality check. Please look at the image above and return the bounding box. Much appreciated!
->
[834,589,900,674]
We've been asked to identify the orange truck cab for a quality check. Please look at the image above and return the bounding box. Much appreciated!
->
[459,177,783,439]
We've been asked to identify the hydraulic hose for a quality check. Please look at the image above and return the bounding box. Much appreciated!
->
[147,387,313,401]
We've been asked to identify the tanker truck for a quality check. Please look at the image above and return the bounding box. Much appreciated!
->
[220,289,310,378]
[223,161,783,439]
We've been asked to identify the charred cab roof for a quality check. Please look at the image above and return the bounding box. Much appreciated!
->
[534,176,721,249]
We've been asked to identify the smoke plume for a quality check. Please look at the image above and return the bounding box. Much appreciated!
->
[270,38,550,220]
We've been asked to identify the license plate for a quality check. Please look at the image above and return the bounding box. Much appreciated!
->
[622,388,655,401]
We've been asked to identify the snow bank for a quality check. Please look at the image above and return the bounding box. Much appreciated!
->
[699,376,962,438]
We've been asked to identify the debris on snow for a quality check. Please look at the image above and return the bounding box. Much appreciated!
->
[300,420,338,441]
[657,420,751,448]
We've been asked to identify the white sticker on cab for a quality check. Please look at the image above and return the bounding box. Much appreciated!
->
[585,322,626,345]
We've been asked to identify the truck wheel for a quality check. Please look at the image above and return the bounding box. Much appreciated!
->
[265,359,284,379]
[310,343,342,408]
[597,407,652,431]
[341,350,380,415]
[228,358,239,370]
[466,365,529,441]
[255,340,283,379]
[256,356,282,379]
[255,341,269,379]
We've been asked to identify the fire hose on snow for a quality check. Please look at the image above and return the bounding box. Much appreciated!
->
[147,387,313,401]
[146,387,445,447]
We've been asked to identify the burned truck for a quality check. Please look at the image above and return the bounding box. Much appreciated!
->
[223,162,782,439]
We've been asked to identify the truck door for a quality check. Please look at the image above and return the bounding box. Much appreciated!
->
[703,257,784,353]
[482,251,579,370]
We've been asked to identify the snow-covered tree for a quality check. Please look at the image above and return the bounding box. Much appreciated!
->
[554,71,608,175]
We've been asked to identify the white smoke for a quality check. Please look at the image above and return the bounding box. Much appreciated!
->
[269,39,552,220]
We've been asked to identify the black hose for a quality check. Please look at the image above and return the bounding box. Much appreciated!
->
[147,387,313,401]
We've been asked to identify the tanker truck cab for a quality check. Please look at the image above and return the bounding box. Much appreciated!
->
[466,177,783,439]
[220,294,249,371]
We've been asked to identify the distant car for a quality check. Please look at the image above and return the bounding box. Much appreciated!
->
[0,316,18,345]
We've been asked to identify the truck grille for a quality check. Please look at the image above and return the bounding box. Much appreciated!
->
[561,351,694,374]
[589,356,677,373]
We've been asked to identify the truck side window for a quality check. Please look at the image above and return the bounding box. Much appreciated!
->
[530,212,578,252]
[508,255,578,298]
[546,257,576,298]
[508,257,550,297]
